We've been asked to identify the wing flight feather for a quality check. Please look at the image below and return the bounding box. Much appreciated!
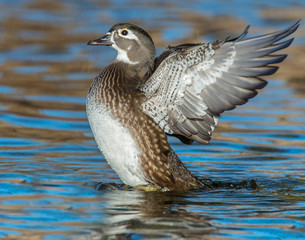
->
[141,21,300,144]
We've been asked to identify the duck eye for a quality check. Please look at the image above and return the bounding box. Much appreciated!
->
[121,30,128,36]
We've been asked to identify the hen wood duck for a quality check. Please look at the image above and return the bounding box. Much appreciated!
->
[86,21,300,191]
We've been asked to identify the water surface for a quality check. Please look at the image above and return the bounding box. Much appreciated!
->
[0,0,305,239]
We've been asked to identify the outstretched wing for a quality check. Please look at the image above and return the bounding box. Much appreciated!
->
[141,21,300,144]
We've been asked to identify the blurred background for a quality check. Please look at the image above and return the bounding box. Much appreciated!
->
[0,0,305,239]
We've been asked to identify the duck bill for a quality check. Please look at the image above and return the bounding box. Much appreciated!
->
[87,34,112,46]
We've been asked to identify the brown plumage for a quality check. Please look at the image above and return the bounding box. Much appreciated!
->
[88,61,207,191]
[86,21,299,191]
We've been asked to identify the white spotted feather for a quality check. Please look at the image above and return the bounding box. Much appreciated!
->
[141,21,300,144]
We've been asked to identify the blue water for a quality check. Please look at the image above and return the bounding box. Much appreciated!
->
[0,0,305,239]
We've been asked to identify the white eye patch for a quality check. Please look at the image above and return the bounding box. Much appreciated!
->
[109,30,139,65]
[107,28,140,64]
[118,28,139,41]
